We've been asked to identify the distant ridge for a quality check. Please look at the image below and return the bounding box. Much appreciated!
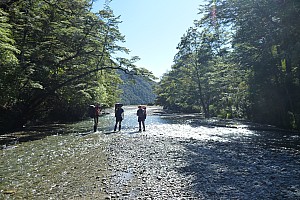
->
[118,72,157,105]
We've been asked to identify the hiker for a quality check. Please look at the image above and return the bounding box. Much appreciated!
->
[89,104,101,132]
[94,104,101,125]
[114,103,124,132]
[137,105,146,131]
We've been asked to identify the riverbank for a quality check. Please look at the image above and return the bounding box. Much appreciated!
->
[1,106,300,199]
[2,129,299,199]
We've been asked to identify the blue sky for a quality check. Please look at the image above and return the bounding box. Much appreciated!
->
[93,0,205,79]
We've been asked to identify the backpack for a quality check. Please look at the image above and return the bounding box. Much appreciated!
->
[115,107,124,119]
[88,105,95,118]
[137,108,146,118]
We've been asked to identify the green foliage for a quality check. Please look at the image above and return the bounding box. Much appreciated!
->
[156,0,300,130]
[0,8,19,63]
[221,0,300,129]
[156,1,248,118]
[0,8,20,107]
[0,0,153,131]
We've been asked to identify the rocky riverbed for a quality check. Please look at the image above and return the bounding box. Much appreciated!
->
[1,106,300,199]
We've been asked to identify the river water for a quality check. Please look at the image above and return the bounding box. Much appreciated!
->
[1,106,300,199]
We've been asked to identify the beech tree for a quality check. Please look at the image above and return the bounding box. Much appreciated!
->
[156,0,300,130]
[156,0,246,119]
[217,0,300,128]
[0,0,152,131]
[0,8,20,107]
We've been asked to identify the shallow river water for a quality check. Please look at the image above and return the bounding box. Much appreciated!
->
[1,106,300,199]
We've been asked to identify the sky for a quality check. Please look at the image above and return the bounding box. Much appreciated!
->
[93,0,205,79]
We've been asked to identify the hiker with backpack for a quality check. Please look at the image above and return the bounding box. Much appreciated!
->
[114,103,124,132]
[137,105,146,131]
[94,104,101,124]
[89,103,102,132]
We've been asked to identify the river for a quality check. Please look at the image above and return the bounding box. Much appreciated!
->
[1,106,300,199]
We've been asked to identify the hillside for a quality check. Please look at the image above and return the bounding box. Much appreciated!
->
[118,73,157,105]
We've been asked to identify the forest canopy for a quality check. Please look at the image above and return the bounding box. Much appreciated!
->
[155,0,300,130]
[1,0,299,132]
[0,0,154,132]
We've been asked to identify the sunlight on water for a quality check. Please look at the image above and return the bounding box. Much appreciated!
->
[143,123,256,142]
[105,106,258,143]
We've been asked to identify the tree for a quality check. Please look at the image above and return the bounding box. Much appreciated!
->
[156,0,245,119]
[0,8,20,107]
[218,0,300,128]
[157,0,300,129]
[0,0,153,132]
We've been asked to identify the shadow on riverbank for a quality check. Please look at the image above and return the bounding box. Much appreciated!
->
[177,139,300,199]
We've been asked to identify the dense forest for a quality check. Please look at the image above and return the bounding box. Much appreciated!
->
[155,0,300,130]
[0,0,154,132]
[1,0,299,132]
[118,72,156,105]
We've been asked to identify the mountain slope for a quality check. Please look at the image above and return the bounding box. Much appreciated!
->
[118,73,157,105]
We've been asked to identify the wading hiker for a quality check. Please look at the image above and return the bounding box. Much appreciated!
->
[89,104,101,132]
[137,105,146,131]
[114,103,124,132]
